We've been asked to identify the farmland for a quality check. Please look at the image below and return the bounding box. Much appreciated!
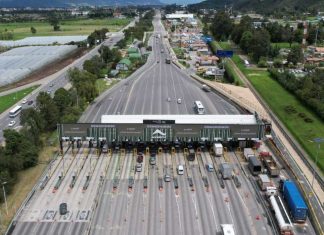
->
[0,18,131,40]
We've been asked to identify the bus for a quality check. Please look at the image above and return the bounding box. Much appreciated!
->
[194,101,205,114]
[9,105,22,118]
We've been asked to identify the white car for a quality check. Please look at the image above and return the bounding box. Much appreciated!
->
[22,98,27,104]
[8,120,16,127]
[177,98,182,104]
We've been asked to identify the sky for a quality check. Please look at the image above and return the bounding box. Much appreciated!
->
[160,0,203,4]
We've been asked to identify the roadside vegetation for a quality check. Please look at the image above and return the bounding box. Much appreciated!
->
[233,56,324,172]
[202,11,324,172]
[0,85,39,114]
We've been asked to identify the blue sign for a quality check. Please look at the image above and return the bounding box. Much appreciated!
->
[216,50,234,58]
[201,35,213,43]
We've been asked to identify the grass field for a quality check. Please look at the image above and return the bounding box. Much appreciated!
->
[0,18,131,40]
[271,42,300,49]
[233,56,324,172]
[0,85,39,113]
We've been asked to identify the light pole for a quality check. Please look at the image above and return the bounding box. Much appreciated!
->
[309,137,324,189]
[1,182,8,216]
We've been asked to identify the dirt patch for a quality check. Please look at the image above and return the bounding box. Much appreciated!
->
[0,47,90,92]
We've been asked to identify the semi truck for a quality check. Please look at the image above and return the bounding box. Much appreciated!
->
[220,163,232,179]
[248,156,262,176]
[243,148,255,161]
[213,143,223,156]
[269,195,294,235]
[282,180,308,223]
[260,151,280,177]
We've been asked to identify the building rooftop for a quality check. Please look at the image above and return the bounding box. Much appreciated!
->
[101,115,258,125]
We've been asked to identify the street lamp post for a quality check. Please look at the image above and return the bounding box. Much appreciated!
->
[1,182,8,216]
[309,137,324,189]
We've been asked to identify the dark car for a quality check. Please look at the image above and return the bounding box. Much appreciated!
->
[27,100,34,105]
[137,154,144,163]
[59,203,67,215]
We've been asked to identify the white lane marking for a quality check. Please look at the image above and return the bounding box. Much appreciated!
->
[175,189,184,235]
[207,193,219,232]
[191,193,202,235]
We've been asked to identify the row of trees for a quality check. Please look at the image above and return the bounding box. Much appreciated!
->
[269,69,324,121]
[208,12,323,62]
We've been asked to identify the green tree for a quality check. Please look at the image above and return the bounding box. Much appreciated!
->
[30,26,37,34]
[48,13,60,31]
[287,44,303,65]
[83,55,105,78]
[68,68,98,103]
[231,16,252,44]
[53,88,72,116]
[239,31,253,53]
[210,11,233,41]
[248,29,271,62]
[36,92,60,131]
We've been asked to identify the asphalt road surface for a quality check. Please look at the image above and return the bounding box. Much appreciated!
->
[79,14,240,123]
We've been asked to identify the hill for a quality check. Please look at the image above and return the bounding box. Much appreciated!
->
[0,0,162,8]
[189,0,324,13]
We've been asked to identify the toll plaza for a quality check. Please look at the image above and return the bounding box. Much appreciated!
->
[57,114,269,150]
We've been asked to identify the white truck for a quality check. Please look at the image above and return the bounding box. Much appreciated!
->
[243,148,255,161]
[220,224,235,235]
[213,143,223,157]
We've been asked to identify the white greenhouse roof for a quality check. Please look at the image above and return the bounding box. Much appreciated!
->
[0,45,77,86]
[0,35,87,47]
[101,115,258,125]
[166,14,194,19]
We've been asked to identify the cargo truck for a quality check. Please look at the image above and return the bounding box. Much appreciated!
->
[259,152,280,177]
[220,163,232,179]
[282,180,308,223]
[243,148,255,161]
[248,156,262,176]
[220,224,235,235]
[213,143,223,156]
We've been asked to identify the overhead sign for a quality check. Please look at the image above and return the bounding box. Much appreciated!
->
[216,50,234,58]
[143,120,175,124]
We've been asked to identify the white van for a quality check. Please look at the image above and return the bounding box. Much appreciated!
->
[177,165,184,175]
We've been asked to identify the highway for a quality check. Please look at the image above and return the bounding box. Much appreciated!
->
[83,13,272,235]
[79,15,240,123]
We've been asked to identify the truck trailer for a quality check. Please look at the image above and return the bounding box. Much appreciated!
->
[213,143,223,156]
[260,151,280,177]
[220,163,232,179]
[248,156,262,176]
[282,180,308,223]
[243,148,255,161]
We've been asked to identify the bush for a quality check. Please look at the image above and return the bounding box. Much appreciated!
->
[257,58,268,68]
